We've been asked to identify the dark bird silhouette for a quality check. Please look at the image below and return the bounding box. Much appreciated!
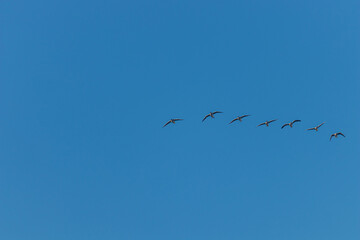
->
[163,119,183,128]
[330,132,345,141]
[202,111,223,122]
[229,115,251,124]
[281,120,301,129]
[307,122,325,131]
[257,119,277,127]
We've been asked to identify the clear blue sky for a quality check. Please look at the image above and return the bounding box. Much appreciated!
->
[1,0,359,239]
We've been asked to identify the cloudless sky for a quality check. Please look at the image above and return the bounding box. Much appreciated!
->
[1,0,359,239]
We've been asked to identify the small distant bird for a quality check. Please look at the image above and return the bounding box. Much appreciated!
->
[330,132,345,141]
[307,122,325,131]
[281,120,301,129]
[202,111,223,122]
[257,119,277,127]
[163,118,183,128]
[229,115,251,124]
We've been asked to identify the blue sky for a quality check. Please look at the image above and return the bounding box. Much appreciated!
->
[1,0,359,239]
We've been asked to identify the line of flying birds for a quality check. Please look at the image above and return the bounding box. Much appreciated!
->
[163,111,345,141]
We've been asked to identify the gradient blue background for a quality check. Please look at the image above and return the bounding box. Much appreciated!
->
[1,0,359,239]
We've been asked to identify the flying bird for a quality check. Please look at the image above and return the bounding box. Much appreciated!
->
[202,111,223,122]
[229,115,251,124]
[307,122,325,131]
[281,120,301,129]
[330,132,345,141]
[163,118,183,128]
[257,119,277,127]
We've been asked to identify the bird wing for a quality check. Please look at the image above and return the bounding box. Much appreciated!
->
[173,119,183,122]
[163,120,171,128]
[292,120,301,124]
[338,132,345,137]
[240,114,250,118]
[257,122,265,127]
[307,127,316,131]
[317,122,325,128]
[202,114,210,122]
[268,119,277,124]
[330,134,335,141]
[229,118,238,124]
[213,111,223,115]
[281,123,289,129]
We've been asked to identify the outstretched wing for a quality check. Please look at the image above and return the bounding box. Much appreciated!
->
[330,134,335,141]
[257,122,265,127]
[268,119,277,124]
[213,111,223,115]
[292,120,301,124]
[317,122,325,128]
[307,127,316,131]
[173,119,183,122]
[281,123,289,129]
[229,118,238,124]
[163,120,172,128]
[202,114,210,122]
[240,114,250,118]
[338,132,345,137]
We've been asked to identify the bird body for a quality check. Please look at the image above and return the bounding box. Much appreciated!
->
[229,114,250,124]
[281,120,301,129]
[203,111,223,122]
[163,118,183,127]
[307,122,325,131]
[330,132,345,141]
[258,119,277,127]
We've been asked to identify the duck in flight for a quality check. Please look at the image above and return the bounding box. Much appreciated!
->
[257,119,277,127]
[229,115,251,124]
[307,122,325,131]
[330,132,345,141]
[202,111,223,122]
[163,118,183,128]
[281,120,301,129]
